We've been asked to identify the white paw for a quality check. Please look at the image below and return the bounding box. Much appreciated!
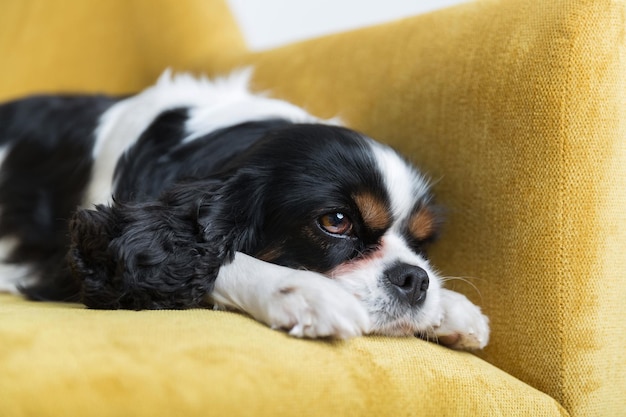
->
[266,274,371,339]
[433,289,490,350]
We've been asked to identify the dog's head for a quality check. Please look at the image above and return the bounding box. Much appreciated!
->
[230,124,443,336]
[70,123,443,336]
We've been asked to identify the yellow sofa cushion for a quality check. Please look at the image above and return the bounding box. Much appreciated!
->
[0,294,566,417]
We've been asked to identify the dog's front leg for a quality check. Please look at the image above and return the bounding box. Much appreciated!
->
[429,288,490,350]
[208,252,371,339]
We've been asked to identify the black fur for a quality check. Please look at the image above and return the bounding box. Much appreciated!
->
[69,180,247,309]
[235,125,390,272]
[0,95,117,301]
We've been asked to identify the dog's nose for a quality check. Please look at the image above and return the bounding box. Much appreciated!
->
[384,263,429,306]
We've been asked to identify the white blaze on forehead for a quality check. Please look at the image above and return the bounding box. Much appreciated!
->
[368,141,431,225]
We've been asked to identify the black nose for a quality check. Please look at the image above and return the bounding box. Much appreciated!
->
[384,263,429,306]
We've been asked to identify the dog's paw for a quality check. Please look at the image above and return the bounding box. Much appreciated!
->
[266,274,371,339]
[432,289,490,350]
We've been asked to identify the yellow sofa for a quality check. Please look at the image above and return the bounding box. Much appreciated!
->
[1,0,624,416]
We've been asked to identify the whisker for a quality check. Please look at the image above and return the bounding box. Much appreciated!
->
[440,276,485,301]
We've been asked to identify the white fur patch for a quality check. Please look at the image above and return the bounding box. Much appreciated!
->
[428,289,490,350]
[209,252,370,339]
[368,141,431,226]
[183,69,318,143]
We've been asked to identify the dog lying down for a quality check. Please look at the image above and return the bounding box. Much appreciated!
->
[0,70,489,349]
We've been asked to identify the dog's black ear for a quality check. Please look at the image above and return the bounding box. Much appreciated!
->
[68,206,119,277]
[69,198,225,310]
[68,175,265,310]
[194,171,267,256]
[68,204,141,309]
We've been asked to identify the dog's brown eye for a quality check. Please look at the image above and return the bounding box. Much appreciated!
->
[318,212,353,236]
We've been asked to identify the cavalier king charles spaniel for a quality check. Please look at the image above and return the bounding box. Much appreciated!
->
[0,70,489,349]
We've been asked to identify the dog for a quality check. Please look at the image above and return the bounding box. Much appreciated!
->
[0,70,489,349]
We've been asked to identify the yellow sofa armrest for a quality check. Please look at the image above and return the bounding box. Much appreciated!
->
[220,1,626,416]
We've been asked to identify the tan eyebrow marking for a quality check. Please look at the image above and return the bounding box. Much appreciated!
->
[353,192,391,231]
[409,206,438,241]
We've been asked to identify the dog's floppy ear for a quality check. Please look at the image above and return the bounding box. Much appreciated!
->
[69,175,266,310]
[194,170,266,255]
[68,206,119,300]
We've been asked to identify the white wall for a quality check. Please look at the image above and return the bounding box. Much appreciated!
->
[227,0,471,51]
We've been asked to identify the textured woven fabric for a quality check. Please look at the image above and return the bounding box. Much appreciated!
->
[0,0,624,416]
[0,294,566,417]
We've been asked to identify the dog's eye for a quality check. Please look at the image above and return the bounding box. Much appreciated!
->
[318,212,353,236]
